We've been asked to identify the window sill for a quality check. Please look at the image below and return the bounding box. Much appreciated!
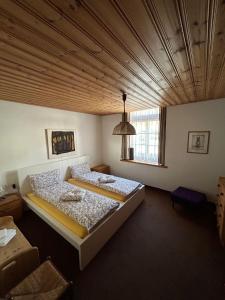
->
[120,159,168,168]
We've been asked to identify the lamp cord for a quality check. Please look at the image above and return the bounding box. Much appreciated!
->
[123,93,126,121]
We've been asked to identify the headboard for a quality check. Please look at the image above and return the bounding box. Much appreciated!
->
[17,155,89,195]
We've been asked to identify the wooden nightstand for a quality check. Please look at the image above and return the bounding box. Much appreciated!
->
[91,164,110,174]
[0,193,23,222]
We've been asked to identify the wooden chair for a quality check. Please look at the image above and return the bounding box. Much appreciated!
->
[0,247,40,296]
[5,259,71,300]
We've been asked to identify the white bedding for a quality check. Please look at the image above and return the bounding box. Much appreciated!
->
[34,182,119,232]
[74,172,141,196]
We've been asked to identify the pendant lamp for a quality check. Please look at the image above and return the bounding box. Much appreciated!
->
[112,93,136,135]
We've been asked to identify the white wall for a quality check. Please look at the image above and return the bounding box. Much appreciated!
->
[101,99,225,202]
[1,98,225,202]
[0,100,102,188]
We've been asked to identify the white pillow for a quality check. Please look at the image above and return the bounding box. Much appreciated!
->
[71,163,91,178]
[29,169,60,192]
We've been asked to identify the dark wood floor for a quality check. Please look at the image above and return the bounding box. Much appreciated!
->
[17,187,225,300]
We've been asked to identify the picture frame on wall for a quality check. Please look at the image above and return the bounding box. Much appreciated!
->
[187,131,210,154]
[46,129,77,159]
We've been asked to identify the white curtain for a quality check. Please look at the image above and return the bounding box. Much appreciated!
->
[130,108,160,163]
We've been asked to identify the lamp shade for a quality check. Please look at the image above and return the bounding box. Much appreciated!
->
[112,92,136,135]
[112,121,136,135]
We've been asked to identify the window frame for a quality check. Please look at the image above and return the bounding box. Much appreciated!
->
[127,107,166,167]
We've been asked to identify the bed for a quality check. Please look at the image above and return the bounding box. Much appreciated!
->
[18,155,145,270]
[68,162,142,202]
[26,180,120,239]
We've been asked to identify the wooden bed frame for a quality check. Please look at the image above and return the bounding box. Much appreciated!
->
[17,156,145,270]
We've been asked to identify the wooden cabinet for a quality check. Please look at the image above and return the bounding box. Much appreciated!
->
[216,177,225,245]
[91,164,110,174]
[0,194,23,222]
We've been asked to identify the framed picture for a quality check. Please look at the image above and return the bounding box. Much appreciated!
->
[46,129,77,159]
[187,131,210,154]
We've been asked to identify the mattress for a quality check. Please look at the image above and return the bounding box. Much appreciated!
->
[28,182,119,238]
[68,178,126,202]
[69,172,141,199]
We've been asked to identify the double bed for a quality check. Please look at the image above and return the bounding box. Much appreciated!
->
[27,180,119,239]
[18,156,145,270]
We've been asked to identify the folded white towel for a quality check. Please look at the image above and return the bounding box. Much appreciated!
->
[0,229,16,247]
[60,190,86,202]
[0,229,7,240]
[98,176,116,184]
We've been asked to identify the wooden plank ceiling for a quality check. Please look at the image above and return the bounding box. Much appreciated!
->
[0,0,224,114]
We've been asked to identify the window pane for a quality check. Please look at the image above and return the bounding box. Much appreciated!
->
[130,108,160,163]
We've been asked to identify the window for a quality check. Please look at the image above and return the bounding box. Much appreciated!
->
[129,107,166,165]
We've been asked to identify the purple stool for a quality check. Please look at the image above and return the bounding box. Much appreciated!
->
[171,186,206,208]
